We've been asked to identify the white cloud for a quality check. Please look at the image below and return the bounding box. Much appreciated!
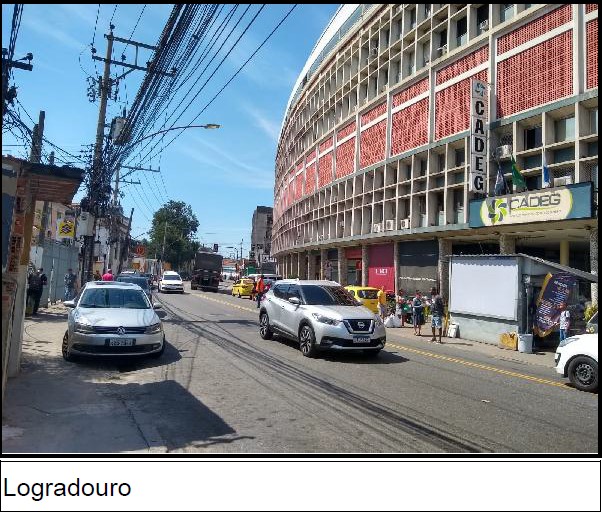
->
[244,106,280,143]
[23,17,86,51]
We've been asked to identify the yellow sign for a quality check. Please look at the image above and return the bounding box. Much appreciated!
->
[57,219,75,239]
[132,262,141,269]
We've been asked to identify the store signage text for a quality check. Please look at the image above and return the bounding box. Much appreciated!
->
[469,78,488,193]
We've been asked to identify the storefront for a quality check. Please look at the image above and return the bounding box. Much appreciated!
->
[325,248,338,282]
[367,243,394,291]
[345,247,362,285]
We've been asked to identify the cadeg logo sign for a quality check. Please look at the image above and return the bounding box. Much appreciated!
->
[486,198,508,224]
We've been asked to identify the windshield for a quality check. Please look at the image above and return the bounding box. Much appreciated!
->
[302,285,359,306]
[163,275,181,281]
[117,277,149,289]
[79,288,151,309]
[358,289,378,299]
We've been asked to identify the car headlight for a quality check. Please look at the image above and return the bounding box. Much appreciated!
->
[74,322,95,334]
[586,325,595,333]
[558,336,577,347]
[374,315,384,327]
[311,313,340,325]
[145,322,163,334]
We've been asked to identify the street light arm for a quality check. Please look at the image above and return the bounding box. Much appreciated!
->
[124,124,220,150]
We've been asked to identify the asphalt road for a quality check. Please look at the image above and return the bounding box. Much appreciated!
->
[137,283,598,454]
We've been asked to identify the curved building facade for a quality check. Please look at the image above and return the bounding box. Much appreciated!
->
[273,4,598,303]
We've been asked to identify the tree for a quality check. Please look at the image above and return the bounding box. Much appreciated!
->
[148,201,199,271]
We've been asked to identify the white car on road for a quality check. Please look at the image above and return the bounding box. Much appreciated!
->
[554,333,598,392]
[158,271,184,293]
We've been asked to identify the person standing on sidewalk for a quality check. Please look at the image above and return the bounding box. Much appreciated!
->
[102,268,114,281]
[429,292,445,343]
[255,274,266,309]
[558,303,571,342]
[395,291,406,327]
[27,268,47,315]
[412,290,424,336]
[93,270,102,281]
[64,268,77,301]
[377,286,387,320]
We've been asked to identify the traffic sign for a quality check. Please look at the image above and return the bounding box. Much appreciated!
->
[135,245,145,256]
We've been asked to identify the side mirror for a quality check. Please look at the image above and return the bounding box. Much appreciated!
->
[64,300,76,308]
[288,296,301,305]
[153,303,162,309]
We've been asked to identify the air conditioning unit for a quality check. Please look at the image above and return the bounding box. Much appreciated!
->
[399,218,410,230]
[554,176,573,187]
[437,44,448,57]
[495,144,513,159]
[423,57,430,66]
[339,221,345,228]
[370,47,379,57]
[372,223,383,233]
[76,212,95,236]
[385,220,396,231]
[397,72,403,82]
[380,84,388,93]
[317,234,325,241]
[394,5,402,14]
[479,20,489,31]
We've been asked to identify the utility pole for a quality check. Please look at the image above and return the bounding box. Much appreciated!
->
[161,220,168,262]
[118,208,134,274]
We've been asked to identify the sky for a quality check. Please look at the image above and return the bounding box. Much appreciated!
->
[2,3,339,259]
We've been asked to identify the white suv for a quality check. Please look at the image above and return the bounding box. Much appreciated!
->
[259,280,386,358]
[554,333,598,392]
[158,271,184,293]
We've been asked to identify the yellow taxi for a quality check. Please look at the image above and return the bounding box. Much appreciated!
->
[344,286,380,313]
[232,278,255,298]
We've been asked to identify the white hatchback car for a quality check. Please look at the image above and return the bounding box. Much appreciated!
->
[554,333,598,392]
[159,271,184,293]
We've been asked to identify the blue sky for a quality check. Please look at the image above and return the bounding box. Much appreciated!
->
[2,4,339,258]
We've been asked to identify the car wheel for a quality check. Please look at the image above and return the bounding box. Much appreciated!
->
[567,356,598,392]
[149,337,166,359]
[299,324,317,358]
[364,349,382,358]
[259,312,273,340]
[62,331,77,362]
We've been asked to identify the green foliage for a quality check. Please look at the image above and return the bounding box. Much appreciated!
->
[147,201,199,270]
[584,303,598,322]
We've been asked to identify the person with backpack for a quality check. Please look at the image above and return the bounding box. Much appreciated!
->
[27,268,47,315]
[429,291,445,343]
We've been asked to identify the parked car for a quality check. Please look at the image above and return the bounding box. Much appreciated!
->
[554,333,598,392]
[158,271,184,293]
[344,286,380,313]
[586,311,598,334]
[259,280,386,358]
[232,278,255,298]
[62,281,164,360]
[116,275,153,305]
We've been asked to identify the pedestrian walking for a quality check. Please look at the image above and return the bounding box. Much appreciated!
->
[429,291,445,343]
[64,268,77,301]
[558,302,571,342]
[377,286,387,320]
[395,291,406,327]
[102,268,114,281]
[255,274,266,309]
[27,267,47,315]
[93,270,102,281]
[412,290,424,336]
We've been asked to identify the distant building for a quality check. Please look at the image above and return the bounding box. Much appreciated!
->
[250,206,274,264]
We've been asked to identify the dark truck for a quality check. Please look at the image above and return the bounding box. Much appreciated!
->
[191,251,223,292]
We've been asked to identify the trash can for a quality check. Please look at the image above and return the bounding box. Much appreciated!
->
[518,334,533,354]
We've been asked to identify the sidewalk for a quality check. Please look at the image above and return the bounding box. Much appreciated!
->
[2,303,166,453]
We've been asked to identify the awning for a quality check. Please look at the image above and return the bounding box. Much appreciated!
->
[517,253,598,284]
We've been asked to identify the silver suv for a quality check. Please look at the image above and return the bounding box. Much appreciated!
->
[259,280,386,357]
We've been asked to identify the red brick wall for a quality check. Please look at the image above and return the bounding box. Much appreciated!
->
[305,162,316,196]
[361,102,387,125]
[393,78,429,107]
[294,173,303,201]
[497,5,572,54]
[436,46,489,85]
[391,98,429,156]
[359,120,387,169]
[318,152,333,188]
[497,31,573,118]
[319,136,333,152]
[586,4,597,13]
[337,121,356,140]
[586,19,598,90]
[435,70,487,140]
[335,138,356,179]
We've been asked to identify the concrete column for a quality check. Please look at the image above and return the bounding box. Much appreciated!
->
[308,252,316,280]
[297,253,307,280]
[320,249,327,280]
[292,253,299,278]
[560,240,570,266]
[393,242,400,296]
[499,234,516,255]
[361,245,369,286]
[337,247,347,286]
[589,228,598,304]
[438,238,452,304]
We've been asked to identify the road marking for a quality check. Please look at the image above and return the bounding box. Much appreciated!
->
[189,291,572,390]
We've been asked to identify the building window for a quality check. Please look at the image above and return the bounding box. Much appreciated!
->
[456,17,467,46]
[500,4,513,23]
[409,9,416,29]
[553,147,574,164]
[438,153,446,172]
[523,154,542,169]
[590,108,598,134]
[525,174,541,190]
[555,116,575,142]
[455,148,465,167]
[424,4,431,18]
[524,126,542,150]
[476,5,489,35]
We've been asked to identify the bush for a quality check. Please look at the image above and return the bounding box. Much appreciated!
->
[584,303,598,322]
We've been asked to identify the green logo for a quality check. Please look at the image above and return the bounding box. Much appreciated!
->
[486,198,508,224]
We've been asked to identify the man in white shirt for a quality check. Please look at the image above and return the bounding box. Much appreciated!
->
[558,302,571,342]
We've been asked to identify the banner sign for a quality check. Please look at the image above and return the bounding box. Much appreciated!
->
[469,182,593,227]
[57,214,76,239]
[469,78,488,193]
[534,272,577,337]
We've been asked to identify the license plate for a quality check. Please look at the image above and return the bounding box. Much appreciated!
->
[109,338,134,347]
[353,336,371,344]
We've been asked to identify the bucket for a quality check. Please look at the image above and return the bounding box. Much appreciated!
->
[518,334,533,354]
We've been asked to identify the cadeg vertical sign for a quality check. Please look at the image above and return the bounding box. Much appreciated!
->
[469,78,488,193]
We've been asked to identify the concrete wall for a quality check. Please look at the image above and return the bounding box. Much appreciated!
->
[450,313,520,345]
